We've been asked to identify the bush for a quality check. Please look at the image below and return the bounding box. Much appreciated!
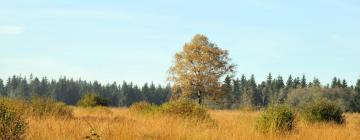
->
[0,103,27,140]
[286,88,352,111]
[256,105,295,133]
[129,101,158,114]
[77,94,109,107]
[301,99,345,124]
[159,100,210,120]
[30,97,73,118]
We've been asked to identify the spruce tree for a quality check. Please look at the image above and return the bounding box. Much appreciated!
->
[260,82,269,106]
[331,77,338,88]
[0,79,4,96]
[336,79,342,88]
[266,73,273,86]
[248,75,261,106]
[312,78,321,88]
[342,79,348,88]
[275,76,285,91]
[232,78,241,103]
[141,83,150,102]
[293,77,301,88]
[240,75,247,91]
[351,79,360,112]
[149,83,157,103]
[301,75,307,88]
[29,77,41,97]
[223,75,233,94]
[221,75,233,108]
[40,77,49,97]
[286,75,294,89]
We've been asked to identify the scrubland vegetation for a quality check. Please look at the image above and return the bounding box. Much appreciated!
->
[0,98,359,140]
[1,34,360,139]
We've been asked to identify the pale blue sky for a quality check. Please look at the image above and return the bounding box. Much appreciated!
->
[1,0,360,85]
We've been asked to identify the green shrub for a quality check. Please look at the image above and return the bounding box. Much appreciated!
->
[256,105,295,133]
[0,103,27,140]
[159,100,210,120]
[129,101,158,114]
[77,94,109,107]
[301,99,345,124]
[30,97,73,118]
[286,88,352,111]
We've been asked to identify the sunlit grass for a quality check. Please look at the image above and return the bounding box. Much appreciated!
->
[25,107,360,140]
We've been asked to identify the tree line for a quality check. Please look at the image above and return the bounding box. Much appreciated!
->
[167,34,360,112]
[0,74,359,111]
[0,75,171,106]
[217,74,360,111]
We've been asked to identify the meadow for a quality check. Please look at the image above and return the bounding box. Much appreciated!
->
[25,107,360,140]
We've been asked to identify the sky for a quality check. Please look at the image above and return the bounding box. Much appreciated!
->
[1,0,360,86]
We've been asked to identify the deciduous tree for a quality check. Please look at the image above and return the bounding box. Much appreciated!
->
[168,34,235,105]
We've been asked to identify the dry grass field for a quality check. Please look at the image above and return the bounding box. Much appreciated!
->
[24,107,360,140]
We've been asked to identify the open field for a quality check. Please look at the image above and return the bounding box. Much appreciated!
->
[25,107,360,140]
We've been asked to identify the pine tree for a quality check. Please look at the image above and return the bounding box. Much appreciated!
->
[286,75,294,89]
[308,82,313,87]
[40,77,49,97]
[331,77,338,88]
[141,83,150,102]
[312,78,321,88]
[232,78,241,103]
[92,81,102,94]
[0,79,4,96]
[259,82,269,106]
[240,75,247,91]
[118,81,129,106]
[29,77,41,97]
[223,75,233,95]
[247,75,261,106]
[221,75,233,108]
[336,79,342,88]
[342,79,348,88]
[16,78,29,99]
[301,75,307,88]
[149,83,157,103]
[351,79,360,112]
[275,76,285,91]
[293,77,301,88]
[266,73,273,86]
[107,82,120,106]
[264,73,275,103]
[239,75,247,106]
[355,79,360,97]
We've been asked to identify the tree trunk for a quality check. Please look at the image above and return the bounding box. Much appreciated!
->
[198,90,202,105]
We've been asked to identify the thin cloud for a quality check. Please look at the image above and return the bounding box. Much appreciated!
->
[0,26,24,35]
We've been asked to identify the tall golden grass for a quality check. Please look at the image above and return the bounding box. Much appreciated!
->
[25,107,360,140]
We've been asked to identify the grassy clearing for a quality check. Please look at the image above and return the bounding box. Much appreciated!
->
[24,107,360,140]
